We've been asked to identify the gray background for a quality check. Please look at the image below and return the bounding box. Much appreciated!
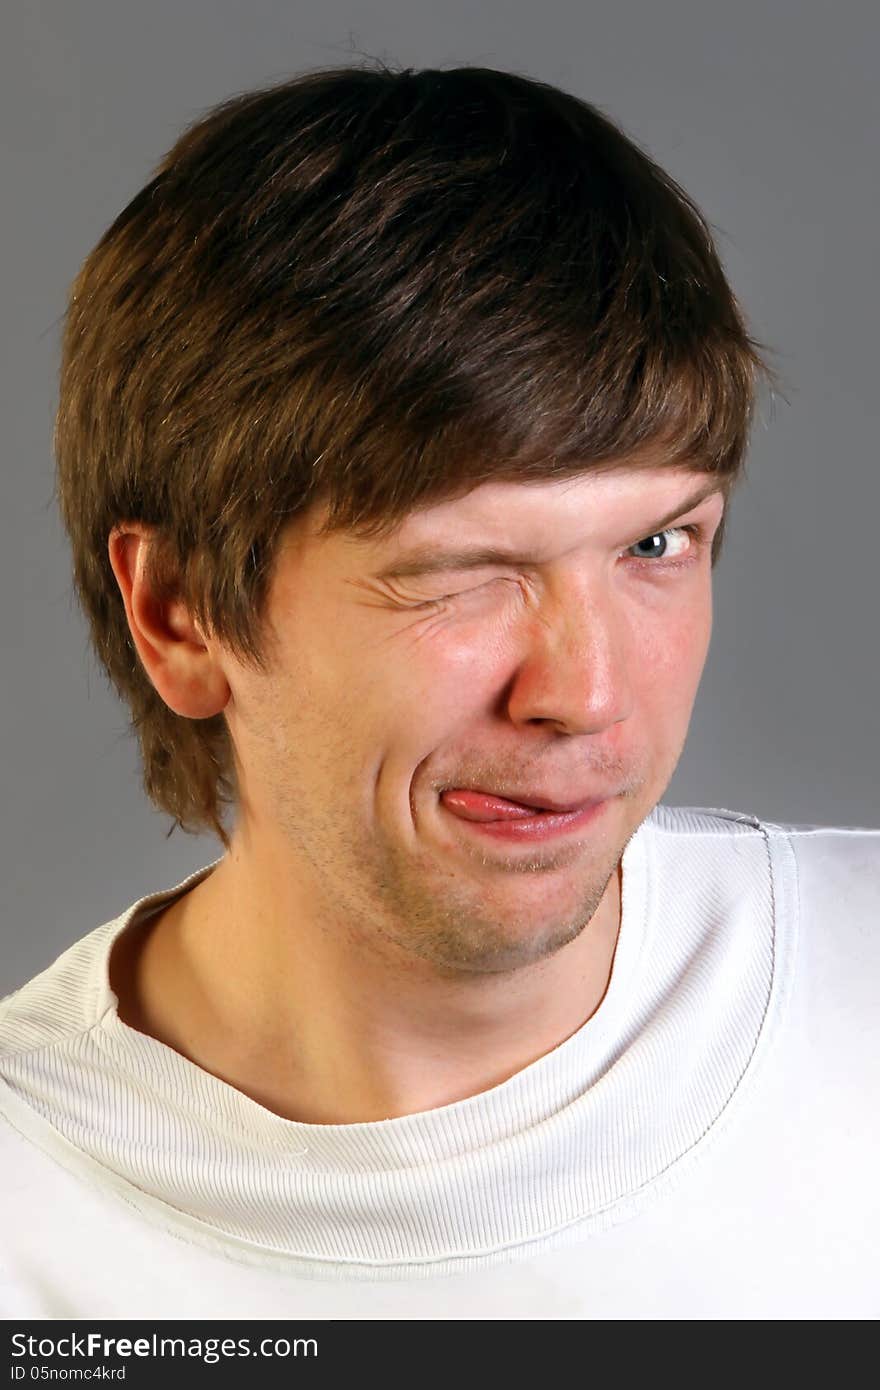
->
[2,1,878,989]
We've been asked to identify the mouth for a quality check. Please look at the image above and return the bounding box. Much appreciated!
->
[439,788,603,821]
[438,788,609,842]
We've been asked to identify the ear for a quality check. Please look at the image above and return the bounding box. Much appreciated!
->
[108,524,230,719]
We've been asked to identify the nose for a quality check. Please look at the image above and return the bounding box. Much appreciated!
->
[504,584,634,735]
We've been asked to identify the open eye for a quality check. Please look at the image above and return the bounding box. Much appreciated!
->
[625,523,706,569]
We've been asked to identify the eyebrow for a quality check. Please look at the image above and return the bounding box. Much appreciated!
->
[373,478,725,581]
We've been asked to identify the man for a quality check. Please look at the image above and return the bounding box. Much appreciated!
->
[1,63,877,1320]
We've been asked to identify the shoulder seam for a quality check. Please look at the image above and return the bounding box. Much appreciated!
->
[762,824,880,837]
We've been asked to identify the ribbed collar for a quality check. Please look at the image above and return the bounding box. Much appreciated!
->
[1,806,792,1274]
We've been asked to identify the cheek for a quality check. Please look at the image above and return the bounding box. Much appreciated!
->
[383,618,511,726]
[632,598,712,706]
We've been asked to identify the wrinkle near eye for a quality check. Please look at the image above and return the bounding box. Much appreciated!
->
[397,608,460,650]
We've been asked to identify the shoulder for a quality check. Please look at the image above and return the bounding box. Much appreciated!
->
[648,800,880,949]
[650,801,880,875]
[0,921,117,1066]
[647,804,879,1048]
[761,817,880,991]
[0,858,222,1070]
[660,804,880,1008]
[758,816,880,936]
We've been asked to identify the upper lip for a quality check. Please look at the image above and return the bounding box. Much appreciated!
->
[451,788,606,813]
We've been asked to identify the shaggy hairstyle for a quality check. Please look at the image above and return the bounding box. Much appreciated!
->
[53,61,779,852]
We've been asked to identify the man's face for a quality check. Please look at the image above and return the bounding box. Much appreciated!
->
[218,462,725,976]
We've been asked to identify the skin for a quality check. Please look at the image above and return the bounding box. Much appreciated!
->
[107,459,726,1124]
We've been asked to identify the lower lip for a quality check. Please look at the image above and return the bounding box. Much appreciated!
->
[441,798,608,841]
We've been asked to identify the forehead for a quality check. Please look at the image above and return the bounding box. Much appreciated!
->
[397,465,721,532]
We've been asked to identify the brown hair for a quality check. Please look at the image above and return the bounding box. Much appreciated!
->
[53,61,781,852]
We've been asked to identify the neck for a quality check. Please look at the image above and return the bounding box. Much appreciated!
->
[110,847,623,1125]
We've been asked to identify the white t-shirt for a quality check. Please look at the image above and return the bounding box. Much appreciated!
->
[1,804,877,1320]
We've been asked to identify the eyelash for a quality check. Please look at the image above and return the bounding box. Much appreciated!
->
[413,524,708,609]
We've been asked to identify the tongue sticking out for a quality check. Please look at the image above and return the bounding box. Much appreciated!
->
[440,789,552,822]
